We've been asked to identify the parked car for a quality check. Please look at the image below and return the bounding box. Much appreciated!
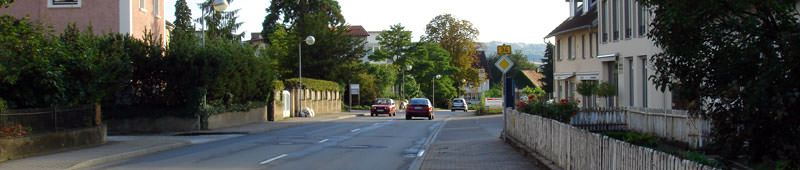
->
[450,98,468,112]
[370,98,396,117]
[406,98,434,120]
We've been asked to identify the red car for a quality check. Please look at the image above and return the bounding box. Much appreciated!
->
[405,98,434,120]
[370,98,396,117]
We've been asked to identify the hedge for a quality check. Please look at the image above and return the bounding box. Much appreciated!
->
[284,78,341,92]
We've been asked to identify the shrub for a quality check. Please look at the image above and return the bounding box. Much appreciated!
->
[0,122,31,138]
[518,96,579,123]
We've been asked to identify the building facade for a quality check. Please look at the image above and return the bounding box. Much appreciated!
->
[547,0,601,107]
[597,0,671,109]
[0,0,166,45]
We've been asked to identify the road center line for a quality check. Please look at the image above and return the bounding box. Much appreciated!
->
[259,154,288,165]
[318,139,329,143]
[350,128,361,132]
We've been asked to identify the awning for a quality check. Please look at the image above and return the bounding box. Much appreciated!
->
[554,74,575,80]
[597,53,618,62]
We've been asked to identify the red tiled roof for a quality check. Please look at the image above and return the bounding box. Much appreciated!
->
[521,70,546,88]
[346,25,369,37]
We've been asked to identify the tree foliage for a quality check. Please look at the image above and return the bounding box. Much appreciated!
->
[540,42,555,93]
[371,23,412,62]
[197,0,244,41]
[173,0,194,33]
[406,42,458,107]
[639,0,800,167]
[1,0,13,8]
[422,14,482,91]
[262,0,366,85]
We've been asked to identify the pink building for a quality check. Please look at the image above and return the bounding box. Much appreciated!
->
[0,0,166,44]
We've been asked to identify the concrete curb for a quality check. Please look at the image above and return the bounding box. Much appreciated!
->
[408,116,451,170]
[67,141,191,170]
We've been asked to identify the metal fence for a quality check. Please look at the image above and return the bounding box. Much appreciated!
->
[0,105,97,134]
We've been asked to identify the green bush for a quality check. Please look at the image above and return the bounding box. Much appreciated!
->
[285,78,341,92]
[518,97,579,123]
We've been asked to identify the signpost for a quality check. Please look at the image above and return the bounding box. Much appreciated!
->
[495,45,514,142]
[349,84,359,112]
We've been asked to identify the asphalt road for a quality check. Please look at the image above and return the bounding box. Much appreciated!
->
[88,110,462,170]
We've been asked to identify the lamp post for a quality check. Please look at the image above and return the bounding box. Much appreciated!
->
[299,36,315,116]
[201,0,228,45]
[402,65,412,100]
[433,74,441,109]
[460,79,466,97]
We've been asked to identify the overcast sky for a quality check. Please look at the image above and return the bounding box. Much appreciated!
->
[165,0,569,44]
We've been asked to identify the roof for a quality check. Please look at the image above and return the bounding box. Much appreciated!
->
[346,25,369,37]
[521,70,546,88]
[545,3,597,38]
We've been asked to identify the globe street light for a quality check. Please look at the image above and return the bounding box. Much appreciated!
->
[299,35,315,116]
[202,0,229,45]
[402,64,412,100]
[433,74,441,109]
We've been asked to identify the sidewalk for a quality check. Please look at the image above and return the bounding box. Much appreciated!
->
[0,110,368,170]
[419,113,543,170]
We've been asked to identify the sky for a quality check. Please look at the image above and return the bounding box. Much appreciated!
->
[165,0,569,44]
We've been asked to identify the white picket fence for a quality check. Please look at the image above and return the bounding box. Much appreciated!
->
[569,107,712,149]
[506,109,716,170]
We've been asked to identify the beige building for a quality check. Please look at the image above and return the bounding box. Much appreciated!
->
[546,0,601,107]
[597,0,671,109]
[0,0,167,45]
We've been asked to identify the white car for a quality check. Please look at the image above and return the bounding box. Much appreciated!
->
[450,98,468,112]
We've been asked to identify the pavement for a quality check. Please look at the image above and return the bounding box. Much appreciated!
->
[0,110,369,170]
[419,114,542,170]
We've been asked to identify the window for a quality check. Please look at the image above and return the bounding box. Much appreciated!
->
[139,0,146,11]
[581,34,586,59]
[589,33,593,57]
[153,0,159,16]
[48,0,81,8]
[594,32,598,55]
[601,0,608,42]
[628,58,634,106]
[568,36,573,60]
[557,81,562,99]
[612,0,619,40]
[638,4,645,36]
[556,39,561,60]
[641,56,647,108]
[624,0,631,38]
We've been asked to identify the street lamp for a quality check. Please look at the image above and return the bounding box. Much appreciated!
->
[459,79,466,97]
[201,0,228,45]
[298,35,315,116]
[402,64,412,100]
[433,74,441,109]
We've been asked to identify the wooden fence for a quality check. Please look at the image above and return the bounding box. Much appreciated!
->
[569,107,712,149]
[506,109,716,170]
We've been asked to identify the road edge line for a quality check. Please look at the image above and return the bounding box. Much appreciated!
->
[408,116,450,170]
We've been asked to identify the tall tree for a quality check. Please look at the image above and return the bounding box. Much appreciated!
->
[640,0,800,167]
[172,0,193,33]
[406,42,459,107]
[196,0,243,41]
[371,23,412,63]
[422,14,482,94]
[539,42,554,94]
[261,0,366,84]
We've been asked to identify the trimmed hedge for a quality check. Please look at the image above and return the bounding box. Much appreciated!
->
[284,78,341,92]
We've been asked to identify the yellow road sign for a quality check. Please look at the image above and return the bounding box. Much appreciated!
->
[497,45,512,55]
[494,56,514,73]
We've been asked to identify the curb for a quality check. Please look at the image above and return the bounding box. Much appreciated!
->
[67,141,191,170]
[408,116,450,170]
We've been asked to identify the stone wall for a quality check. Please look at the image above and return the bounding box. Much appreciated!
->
[0,125,106,162]
[288,88,341,117]
[207,107,267,129]
[107,116,198,134]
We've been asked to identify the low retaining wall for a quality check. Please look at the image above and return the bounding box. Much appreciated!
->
[505,109,715,170]
[108,107,270,133]
[207,107,267,129]
[0,125,106,162]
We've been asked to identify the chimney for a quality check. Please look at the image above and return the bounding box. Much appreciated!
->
[569,0,576,17]
[584,0,592,14]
